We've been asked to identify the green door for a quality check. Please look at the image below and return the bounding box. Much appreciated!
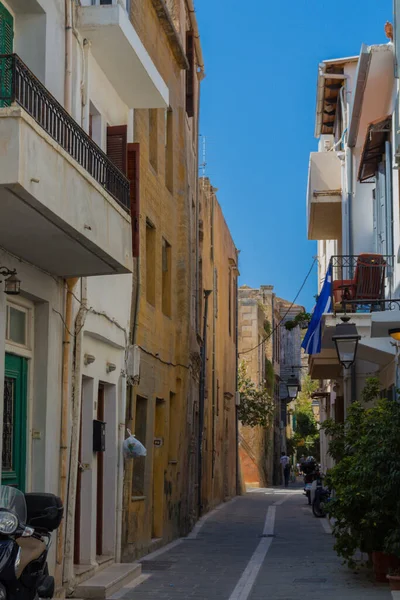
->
[0,2,14,107]
[2,354,27,491]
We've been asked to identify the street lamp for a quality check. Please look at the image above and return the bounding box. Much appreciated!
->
[287,373,301,400]
[0,267,20,296]
[332,317,360,369]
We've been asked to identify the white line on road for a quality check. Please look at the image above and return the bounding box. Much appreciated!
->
[263,505,276,535]
[228,505,276,600]
[273,496,289,506]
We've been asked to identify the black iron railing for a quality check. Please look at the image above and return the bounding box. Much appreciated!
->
[0,54,130,211]
[330,254,396,313]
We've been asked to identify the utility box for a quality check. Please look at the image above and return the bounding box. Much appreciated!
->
[93,420,106,452]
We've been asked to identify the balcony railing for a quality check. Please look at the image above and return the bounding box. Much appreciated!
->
[330,254,396,313]
[0,54,130,211]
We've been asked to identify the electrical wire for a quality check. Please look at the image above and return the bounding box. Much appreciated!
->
[238,257,317,356]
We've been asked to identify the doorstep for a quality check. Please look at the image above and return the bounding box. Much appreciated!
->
[73,563,142,599]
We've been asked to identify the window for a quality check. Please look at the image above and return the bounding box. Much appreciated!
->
[162,238,172,317]
[165,108,174,192]
[146,220,156,305]
[213,268,218,319]
[149,109,158,172]
[168,392,179,463]
[228,269,232,337]
[6,305,28,347]
[107,125,127,175]
[89,102,102,148]
[132,396,147,497]
[185,31,195,118]
[127,143,140,257]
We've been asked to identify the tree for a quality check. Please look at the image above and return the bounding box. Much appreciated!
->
[287,376,320,460]
[237,361,275,428]
[321,377,400,566]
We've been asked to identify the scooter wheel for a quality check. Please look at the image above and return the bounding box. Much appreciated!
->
[312,499,326,518]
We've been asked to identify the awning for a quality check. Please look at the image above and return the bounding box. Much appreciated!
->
[358,116,391,182]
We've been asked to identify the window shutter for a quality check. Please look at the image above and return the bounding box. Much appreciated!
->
[0,3,14,54]
[127,143,140,257]
[372,188,378,253]
[107,125,127,175]
[186,31,195,118]
[0,3,14,108]
[377,162,386,255]
[385,142,394,258]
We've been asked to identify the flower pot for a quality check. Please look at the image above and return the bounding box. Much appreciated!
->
[372,552,400,583]
[387,574,400,591]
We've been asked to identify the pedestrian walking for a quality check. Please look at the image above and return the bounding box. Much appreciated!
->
[280,452,291,488]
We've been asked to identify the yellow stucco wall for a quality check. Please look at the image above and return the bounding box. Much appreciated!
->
[122,0,201,560]
[199,179,239,512]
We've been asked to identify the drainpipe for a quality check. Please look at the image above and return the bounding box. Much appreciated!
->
[56,277,78,586]
[186,0,205,80]
[346,146,354,265]
[115,371,127,562]
[65,0,73,113]
[234,262,240,496]
[62,278,86,588]
[198,290,212,516]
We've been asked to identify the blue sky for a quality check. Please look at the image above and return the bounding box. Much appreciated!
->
[196,0,392,310]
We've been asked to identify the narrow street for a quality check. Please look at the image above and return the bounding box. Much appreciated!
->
[111,488,389,600]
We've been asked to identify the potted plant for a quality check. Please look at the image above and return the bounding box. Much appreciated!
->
[322,379,400,578]
[387,568,400,591]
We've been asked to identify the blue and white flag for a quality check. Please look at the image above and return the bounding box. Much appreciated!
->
[301,263,333,355]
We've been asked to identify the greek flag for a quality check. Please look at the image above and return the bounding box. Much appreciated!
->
[301,263,332,355]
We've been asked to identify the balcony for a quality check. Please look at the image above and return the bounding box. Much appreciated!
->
[307,151,342,241]
[330,254,395,313]
[76,2,169,109]
[0,54,132,277]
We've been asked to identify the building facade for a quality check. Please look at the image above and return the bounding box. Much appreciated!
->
[121,0,204,561]
[0,0,171,594]
[197,178,239,513]
[238,285,279,488]
[304,27,400,469]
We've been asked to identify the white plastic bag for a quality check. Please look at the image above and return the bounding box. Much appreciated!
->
[123,429,147,459]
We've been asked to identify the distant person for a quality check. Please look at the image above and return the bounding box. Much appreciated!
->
[280,452,290,488]
[299,455,306,474]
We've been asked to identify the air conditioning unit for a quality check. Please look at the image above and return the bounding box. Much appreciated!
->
[235,391,241,406]
[126,345,140,380]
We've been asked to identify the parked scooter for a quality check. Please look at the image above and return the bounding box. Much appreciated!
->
[302,459,319,505]
[0,485,63,600]
[312,475,331,518]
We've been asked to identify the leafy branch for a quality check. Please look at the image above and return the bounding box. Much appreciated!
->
[284,311,311,331]
[237,361,275,428]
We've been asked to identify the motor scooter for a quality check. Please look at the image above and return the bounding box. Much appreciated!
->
[0,485,63,600]
[312,475,331,518]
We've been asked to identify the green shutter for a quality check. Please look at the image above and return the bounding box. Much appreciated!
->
[0,2,14,107]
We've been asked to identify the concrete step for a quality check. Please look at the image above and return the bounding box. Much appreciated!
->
[74,563,142,599]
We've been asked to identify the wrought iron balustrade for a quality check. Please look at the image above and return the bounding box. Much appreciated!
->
[0,54,130,211]
[330,254,397,313]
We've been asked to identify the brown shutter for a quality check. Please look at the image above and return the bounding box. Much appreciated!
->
[106,125,127,175]
[186,31,194,118]
[127,143,140,257]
